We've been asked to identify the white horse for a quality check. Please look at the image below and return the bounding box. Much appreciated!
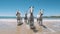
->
[16,11,23,26]
[28,7,35,29]
[37,9,43,26]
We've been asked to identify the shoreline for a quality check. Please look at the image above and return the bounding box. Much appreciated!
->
[0,19,60,22]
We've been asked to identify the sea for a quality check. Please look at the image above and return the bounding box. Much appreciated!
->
[0,16,60,20]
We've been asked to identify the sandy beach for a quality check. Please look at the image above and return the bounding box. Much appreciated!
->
[0,19,60,34]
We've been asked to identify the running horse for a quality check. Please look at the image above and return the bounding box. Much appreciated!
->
[37,9,47,28]
[37,11,43,26]
[28,6,35,29]
[16,10,23,26]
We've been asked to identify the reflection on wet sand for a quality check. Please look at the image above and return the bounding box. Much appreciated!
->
[16,22,60,34]
[16,23,34,34]
[16,22,43,34]
[16,26,21,34]
[0,19,60,34]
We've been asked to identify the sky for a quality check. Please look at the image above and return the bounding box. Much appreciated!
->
[0,0,60,16]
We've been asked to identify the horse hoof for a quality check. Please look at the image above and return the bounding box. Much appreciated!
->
[17,23,23,26]
[30,26,35,29]
[33,29,38,33]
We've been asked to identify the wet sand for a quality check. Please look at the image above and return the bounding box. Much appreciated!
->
[0,19,60,34]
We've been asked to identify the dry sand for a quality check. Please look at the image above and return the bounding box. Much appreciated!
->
[0,19,60,34]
